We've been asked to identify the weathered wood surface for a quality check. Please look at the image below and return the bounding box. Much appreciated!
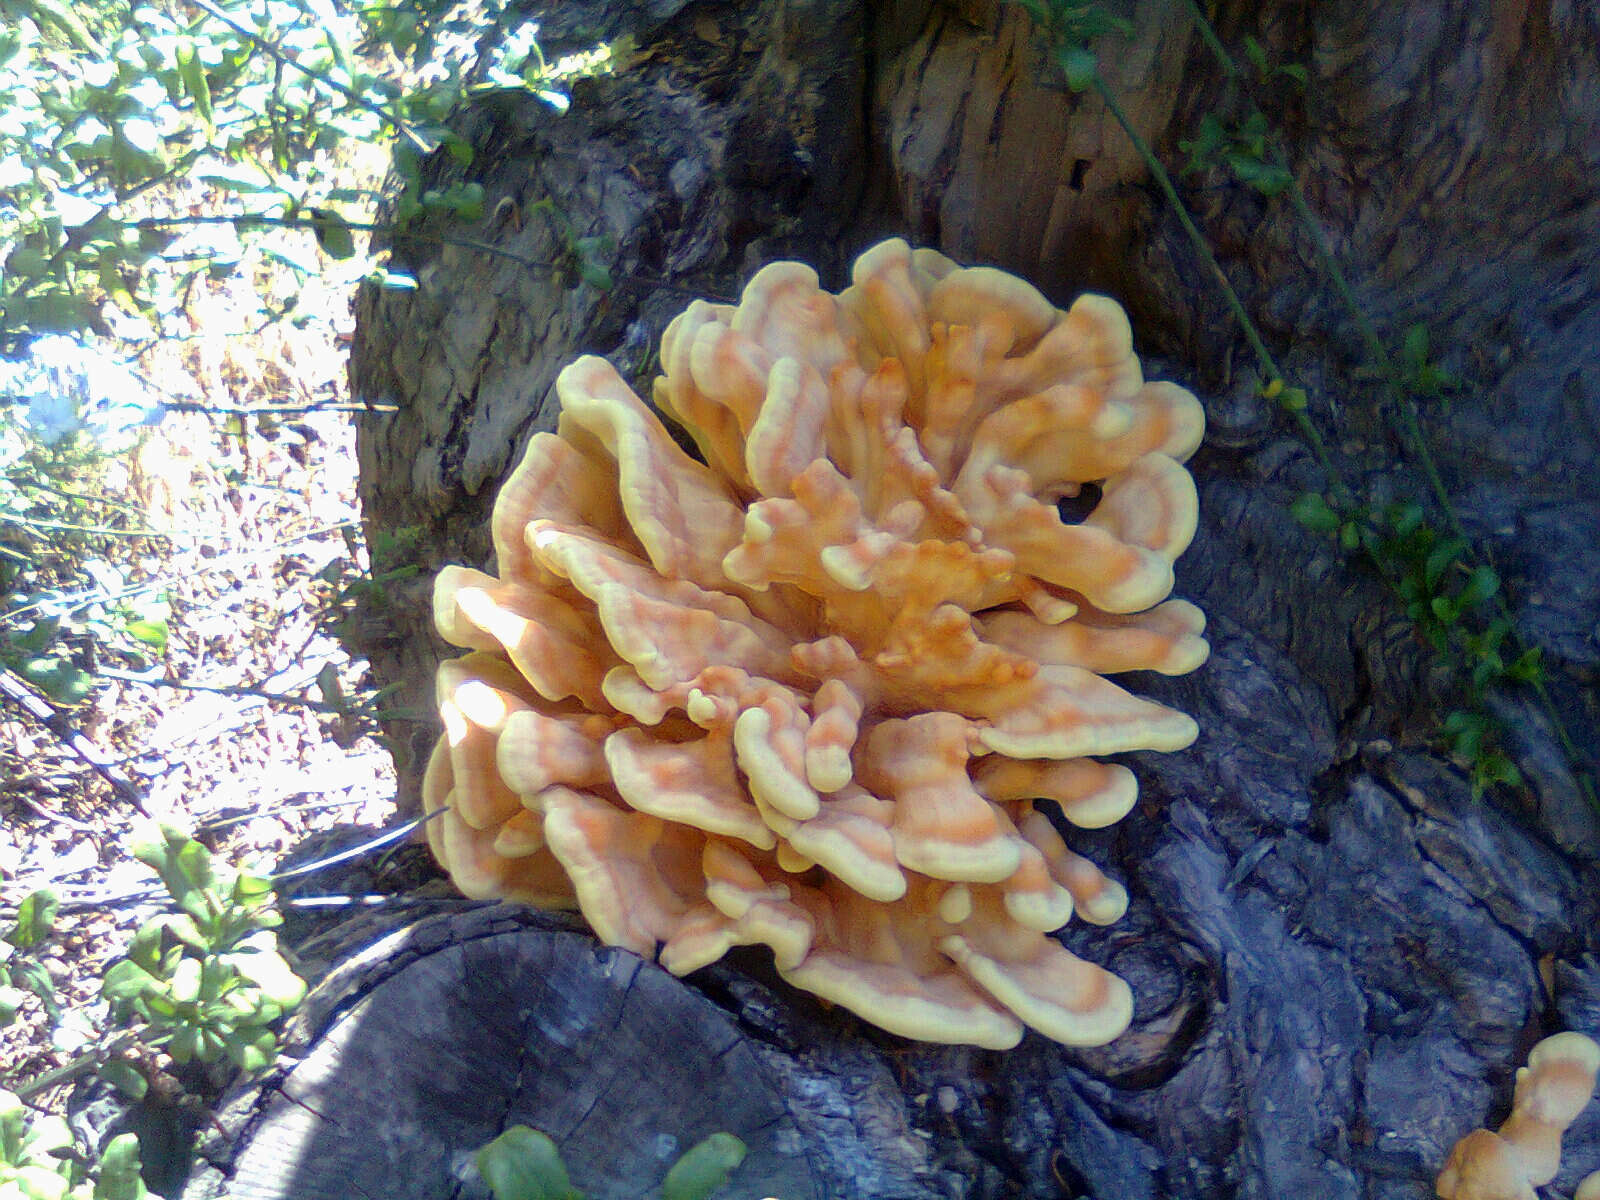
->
[185,907,835,1200]
[313,0,1600,1196]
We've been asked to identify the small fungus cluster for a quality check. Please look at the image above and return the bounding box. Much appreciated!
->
[423,239,1208,1048]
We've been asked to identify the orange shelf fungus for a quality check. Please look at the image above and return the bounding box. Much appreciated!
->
[423,239,1209,1048]
[1436,1032,1600,1200]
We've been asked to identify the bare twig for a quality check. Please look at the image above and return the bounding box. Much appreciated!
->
[14,1033,141,1102]
[96,668,344,713]
[162,400,400,415]
[0,667,149,813]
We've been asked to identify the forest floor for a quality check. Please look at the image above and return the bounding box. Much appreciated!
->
[0,254,400,1110]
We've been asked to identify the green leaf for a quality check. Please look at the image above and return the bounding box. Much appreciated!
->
[144,912,207,954]
[1442,709,1485,759]
[1401,323,1429,366]
[98,1059,148,1100]
[1243,35,1270,77]
[223,1028,276,1073]
[9,959,58,1021]
[476,1126,582,1200]
[1458,565,1499,611]
[195,162,277,195]
[1230,155,1292,197]
[94,1133,148,1200]
[231,949,305,1010]
[661,1133,746,1200]
[230,872,274,908]
[176,41,212,129]
[7,889,59,950]
[1178,114,1227,174]
[170,957,202,1004]
[1055,44,1099,92]
[196,1027,228,1063]
[103,959,159,1005]
[20,655,94,704]
[166,1025,199,1064]
[1422,537,1467,590]
[1277,385,1308,412]
[1386,501,1425,537]
[175,835,217,894]
[123,617,168,653]
[1289,492,1339,534]
[316,663,345,712]
[451,182,485,221]
[0,985,27,1027]
[1470,750,1521,796]
[310,208,356,259]
[1507,646,1544,684]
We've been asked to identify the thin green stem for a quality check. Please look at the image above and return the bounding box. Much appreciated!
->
[1171,0,1597,811]
[1087,73,1355,507]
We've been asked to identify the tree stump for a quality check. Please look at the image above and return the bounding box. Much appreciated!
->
[184,907,841,1199]
[300,0,1600,1195]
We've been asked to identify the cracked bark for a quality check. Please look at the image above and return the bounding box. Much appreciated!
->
[221,0,1600,1196]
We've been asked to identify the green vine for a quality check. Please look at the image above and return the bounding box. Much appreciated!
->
[1016,0,1597,809]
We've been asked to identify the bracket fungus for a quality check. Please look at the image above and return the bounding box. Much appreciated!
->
[423,239,1208,1049]
[1436,1032,1600,1200]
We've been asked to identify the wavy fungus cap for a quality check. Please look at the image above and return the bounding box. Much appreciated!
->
[423,238,1208,1049]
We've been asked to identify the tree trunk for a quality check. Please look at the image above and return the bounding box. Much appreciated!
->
[287,1,1600,1196]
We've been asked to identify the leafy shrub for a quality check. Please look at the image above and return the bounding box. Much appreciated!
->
[101,824,304,1075]
[1,888,60,1029]
[0,1089,147,1200]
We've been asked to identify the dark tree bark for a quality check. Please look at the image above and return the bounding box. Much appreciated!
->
[233,1,1600,1196]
